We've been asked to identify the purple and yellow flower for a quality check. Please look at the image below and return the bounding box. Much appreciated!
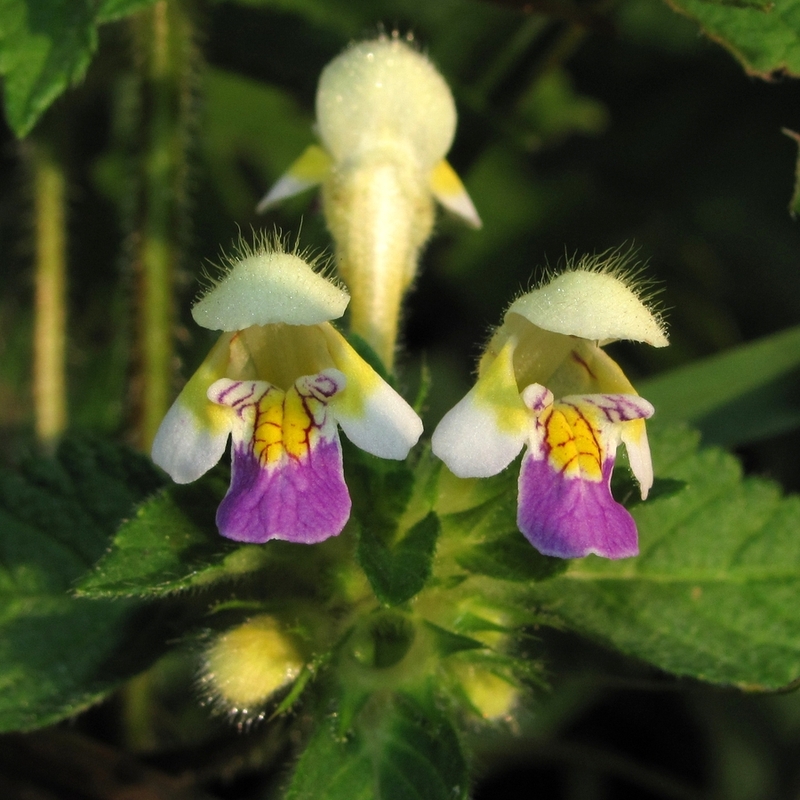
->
[431,257,668,559]
[151,239,423,544]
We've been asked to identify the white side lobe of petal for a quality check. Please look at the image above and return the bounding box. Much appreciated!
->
[320,325,422,459]
[256,144,332,213]
[151,399,231,484]
[432,391,527,478]
[620,418,654,499]
[332,379,423,460]
[430,160,482,229]
[151,332,237,483]
[256,174,316,214]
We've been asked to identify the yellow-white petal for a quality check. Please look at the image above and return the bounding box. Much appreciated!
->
[432,393,527,478]
[322,325,423,459]
[256,145,332,213]
[152,399,232,484]
[432,340,529,478]
[507,270,668,347]
[334,378,423,460]
[430,159,481,228]
[151,333,236,483]
[620,418,654,499]
[316,38,456,170]
[192,252,349,331]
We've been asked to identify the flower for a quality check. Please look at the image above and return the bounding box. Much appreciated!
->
[151,238,423,544]
[431,257,668,559]
[257,35,480,368]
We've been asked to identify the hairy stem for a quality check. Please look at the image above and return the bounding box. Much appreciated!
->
[32,141,68,450]
[132,0,196,449]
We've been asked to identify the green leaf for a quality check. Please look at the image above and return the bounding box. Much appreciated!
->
[456,530,568,582]
[611,468,688,509]
[0,0,96,137]
[436,466,566,584]
[76,474,265,598]
[423,622,485,657]
[284,693,468,800]
[78,467,368,605]
[527,425,800,689]
[0,598,166,733]
[349,449,442,606]
[357,512,441,607]
[0,0,157,137]
[663,0,800,78]
[0,436,173,731]
[640,325,800,445]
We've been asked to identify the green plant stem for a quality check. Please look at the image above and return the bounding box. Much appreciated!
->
[133,0,194,450]
[122,0,197,747]
[32,141,68,451]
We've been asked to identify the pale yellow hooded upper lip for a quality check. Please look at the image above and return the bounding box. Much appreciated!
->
[506,269,668,348]
[191,250,349,332]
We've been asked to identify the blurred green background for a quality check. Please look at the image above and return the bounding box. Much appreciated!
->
[2,0,800,796]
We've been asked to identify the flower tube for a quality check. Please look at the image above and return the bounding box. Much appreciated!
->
[432,257,668,559]
[152,238,423,544]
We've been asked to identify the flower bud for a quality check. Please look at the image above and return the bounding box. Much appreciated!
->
[454,663,518,720]
[258,36,480,369]
[203,615,303,712]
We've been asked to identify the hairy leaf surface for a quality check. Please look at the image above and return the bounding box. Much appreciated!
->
[0,437,170,731]
[528,425,800,689]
